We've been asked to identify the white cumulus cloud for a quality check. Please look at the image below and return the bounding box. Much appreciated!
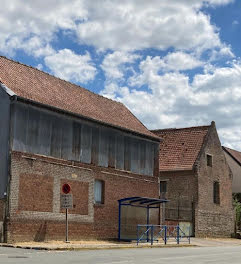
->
[44,49,96,83]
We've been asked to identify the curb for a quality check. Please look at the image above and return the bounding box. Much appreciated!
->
[0,243,195,251]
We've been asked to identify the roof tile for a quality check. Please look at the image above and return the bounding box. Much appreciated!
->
[152,125,210,171]
[0,56,157,139]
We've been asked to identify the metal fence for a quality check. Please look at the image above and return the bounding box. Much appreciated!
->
[137,225,191,245]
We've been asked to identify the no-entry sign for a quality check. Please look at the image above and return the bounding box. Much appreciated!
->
[62,183,71,194]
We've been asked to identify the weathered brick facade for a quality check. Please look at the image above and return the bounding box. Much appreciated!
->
[194,123,234,237]
[154,122,234,237]
[6,151,159,242]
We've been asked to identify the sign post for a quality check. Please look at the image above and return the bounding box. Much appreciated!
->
[60,183,73,243]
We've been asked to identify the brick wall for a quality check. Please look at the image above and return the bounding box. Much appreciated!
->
[159,171,197,234]
[195,124,234,237]
[0,199,5,221]
[159,124,234,238]
[6,151,159,242]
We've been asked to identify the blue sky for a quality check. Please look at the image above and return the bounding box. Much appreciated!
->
[0,0,241,149]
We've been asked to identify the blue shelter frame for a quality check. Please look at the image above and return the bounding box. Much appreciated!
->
[118,197,169,241]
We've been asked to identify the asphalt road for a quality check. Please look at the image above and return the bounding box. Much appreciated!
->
[0,245,241,264]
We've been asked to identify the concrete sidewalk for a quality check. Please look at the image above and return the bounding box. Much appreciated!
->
[0,237,240,251]
[0,239,192,250]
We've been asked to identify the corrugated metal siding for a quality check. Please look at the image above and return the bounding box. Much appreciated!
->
[0,86,10,198]
[12,102,157,176]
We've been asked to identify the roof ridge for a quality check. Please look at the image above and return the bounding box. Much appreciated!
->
[152,124,211,133]
[223,146,241,154]
[0,55,123,106]
[223,146,241,166]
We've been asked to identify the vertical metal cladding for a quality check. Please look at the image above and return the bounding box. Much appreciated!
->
[12,102,157,176]
[0,88,11,198]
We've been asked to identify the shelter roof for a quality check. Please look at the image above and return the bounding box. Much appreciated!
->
[118,197,169,208]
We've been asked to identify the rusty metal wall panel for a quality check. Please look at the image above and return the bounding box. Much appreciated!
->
[91,126,99,165]
[98,127,108,167]
[116,133,124,170]
[72,121,81,161]
[80,124,92,164]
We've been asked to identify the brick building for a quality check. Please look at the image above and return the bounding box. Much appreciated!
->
[152,122,234,237]
[223,147,241,195]
[0,56,160,242]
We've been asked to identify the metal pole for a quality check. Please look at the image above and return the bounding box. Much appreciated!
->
[151,225,154,245]
[177,225,180,245]
[118,201,121,241]
[65,208,69,243]
[164,225,167,245]
[147,206,150,242]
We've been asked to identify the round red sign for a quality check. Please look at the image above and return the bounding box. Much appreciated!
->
[62,183,71,194]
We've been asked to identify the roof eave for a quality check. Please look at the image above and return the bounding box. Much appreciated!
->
[159,168,193,172]
[223,146,241,167]
[0,82,16,96]
[13,95,161,142]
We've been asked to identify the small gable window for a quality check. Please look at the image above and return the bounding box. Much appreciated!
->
[207,154,213,167]
[213,181,220,204]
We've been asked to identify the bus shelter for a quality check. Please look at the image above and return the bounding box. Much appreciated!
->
[118,197,169,241]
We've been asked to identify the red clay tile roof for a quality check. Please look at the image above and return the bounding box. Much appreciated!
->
[152,125,210,171]
[0,56,158,140]
[223,146,241,166]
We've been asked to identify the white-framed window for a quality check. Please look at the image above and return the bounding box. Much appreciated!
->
[94,179,104,204]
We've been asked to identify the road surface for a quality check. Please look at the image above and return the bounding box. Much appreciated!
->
[0,245,241,263]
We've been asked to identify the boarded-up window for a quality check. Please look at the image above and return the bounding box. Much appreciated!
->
[213,181,220,204]
[94,180,104,204]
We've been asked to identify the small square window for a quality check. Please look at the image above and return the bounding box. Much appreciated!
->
[94,180,104,204]
[213,181,220,204]
[207,154,213,167]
